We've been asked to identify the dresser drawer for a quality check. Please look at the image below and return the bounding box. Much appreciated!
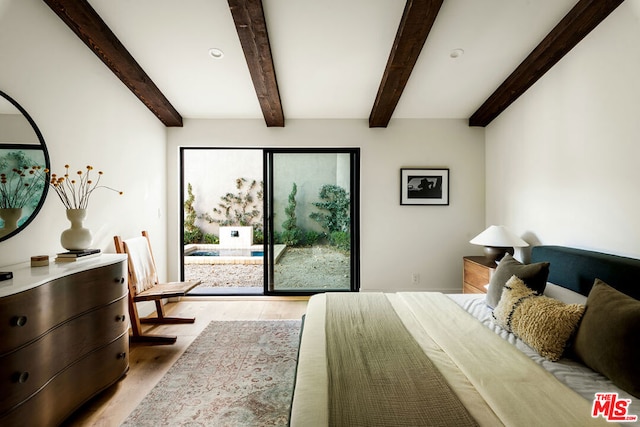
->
[0,296,128,414]
[0,332,129,427]
[0,262,127,354]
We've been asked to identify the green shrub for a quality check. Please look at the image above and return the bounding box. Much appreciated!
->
[271,229,319,247]
[203,233,219,244]
[303,230,321,246]
[183,183,203,243]
[309,184,350,234]
[309,184,350,250]
[281,183,301,246]
[329,231,350,252]
[184,229,203,245]
[253,227,264,244]
[280,229,302,246]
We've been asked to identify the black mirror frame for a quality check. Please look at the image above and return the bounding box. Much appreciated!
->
[0,90,51,242]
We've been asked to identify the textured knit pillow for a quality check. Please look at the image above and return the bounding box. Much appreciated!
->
[573,280,640,398]
[493,276,585,361]
[492,275,536,332]
[485,254,550,308]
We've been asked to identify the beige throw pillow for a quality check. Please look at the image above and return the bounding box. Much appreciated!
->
[493,276,585,361]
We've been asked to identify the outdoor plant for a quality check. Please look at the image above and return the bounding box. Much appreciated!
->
[202,177,264,241]
[309,184,350,234]
[253,227,264,244]
[203,233,219,244]
[329,230,350,251]
[280,182,302,246]
[309,184,350,251]
[184,183,203,244]
[304,230,321,246]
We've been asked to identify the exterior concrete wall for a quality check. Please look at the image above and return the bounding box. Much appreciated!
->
[183,150,352,236]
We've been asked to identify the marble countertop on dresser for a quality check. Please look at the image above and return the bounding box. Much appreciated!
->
[0,253,127,298]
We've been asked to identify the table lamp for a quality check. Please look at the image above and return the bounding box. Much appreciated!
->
[470,225,529,261]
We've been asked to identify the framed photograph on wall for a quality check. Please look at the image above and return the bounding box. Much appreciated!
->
[400,168,449,205]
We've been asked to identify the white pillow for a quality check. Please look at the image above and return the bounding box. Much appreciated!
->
[543,282,587,305]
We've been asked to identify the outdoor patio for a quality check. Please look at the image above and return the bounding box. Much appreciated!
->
[184,245,350,291]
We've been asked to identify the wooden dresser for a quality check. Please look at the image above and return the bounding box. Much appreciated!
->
[463,256,496,294]
[0,254,129,426]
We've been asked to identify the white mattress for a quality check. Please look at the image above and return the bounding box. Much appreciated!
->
[448,293,640,425]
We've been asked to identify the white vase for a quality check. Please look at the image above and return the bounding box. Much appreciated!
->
[60,208,92,250]
[0,207,22,237]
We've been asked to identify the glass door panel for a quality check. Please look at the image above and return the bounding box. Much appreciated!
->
[181,148,264,295]
[266,150,359,293]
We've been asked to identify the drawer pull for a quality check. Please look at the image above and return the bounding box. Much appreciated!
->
[114,277,125,284]
[11,316,28,327]
[117,352,127,360]
[115,314,126,322]
[12,372,29,383]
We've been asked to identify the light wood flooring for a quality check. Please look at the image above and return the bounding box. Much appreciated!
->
[62,296,309,427]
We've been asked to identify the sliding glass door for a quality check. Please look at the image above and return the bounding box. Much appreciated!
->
[264,149,360,294]
[181,147,359,295]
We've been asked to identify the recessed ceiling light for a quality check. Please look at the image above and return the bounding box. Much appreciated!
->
[450,48,464,59]
[208,48,224,59]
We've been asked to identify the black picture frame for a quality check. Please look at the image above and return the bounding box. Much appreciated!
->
[400,168,449,205]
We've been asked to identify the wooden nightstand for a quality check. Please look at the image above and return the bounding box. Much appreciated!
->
[463,256,497,294]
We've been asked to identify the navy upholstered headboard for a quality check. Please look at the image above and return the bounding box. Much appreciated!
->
[531,246,640,300]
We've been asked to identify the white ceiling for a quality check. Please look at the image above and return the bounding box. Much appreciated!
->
[88,0,578,121]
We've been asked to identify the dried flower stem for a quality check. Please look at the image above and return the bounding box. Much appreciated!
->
[48,165,122,209]
[0,166,47,209]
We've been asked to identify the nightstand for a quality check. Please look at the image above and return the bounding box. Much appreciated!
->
[463,256,496,294]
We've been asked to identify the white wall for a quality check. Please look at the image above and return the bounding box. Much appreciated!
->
[485,2,640,260]
[0,0,168,274]
[168,119,485,292]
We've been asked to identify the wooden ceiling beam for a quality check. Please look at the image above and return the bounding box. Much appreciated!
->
[469,0,624,127]
[43,0,183,127]
[369,0,444,128]
[228,0,284,127]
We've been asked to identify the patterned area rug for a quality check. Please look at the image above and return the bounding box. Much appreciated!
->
[122,320,301,427]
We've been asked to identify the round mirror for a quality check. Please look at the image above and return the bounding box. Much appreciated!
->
[0,90,50,241]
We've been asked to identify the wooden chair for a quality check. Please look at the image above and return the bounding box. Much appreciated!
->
[114,231,201,344]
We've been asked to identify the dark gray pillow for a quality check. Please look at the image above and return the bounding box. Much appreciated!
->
[485,254,550,308]
[573,280,640,398]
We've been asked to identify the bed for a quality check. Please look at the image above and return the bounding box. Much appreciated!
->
[290,245,640,426]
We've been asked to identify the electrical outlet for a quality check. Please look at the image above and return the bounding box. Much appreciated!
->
[412,273,420,285]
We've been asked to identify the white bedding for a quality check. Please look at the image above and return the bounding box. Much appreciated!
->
[449,293,640,425]
[291,292,638,426]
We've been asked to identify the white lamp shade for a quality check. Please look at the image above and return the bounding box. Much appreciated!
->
[469,225,529,247]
